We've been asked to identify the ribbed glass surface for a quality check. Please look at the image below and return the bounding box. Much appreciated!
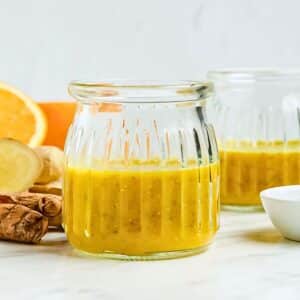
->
[208,70,300,210]
[63,82,220,259]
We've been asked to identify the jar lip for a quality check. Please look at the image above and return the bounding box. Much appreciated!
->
[208,68,300,82]
[68,80,213,104]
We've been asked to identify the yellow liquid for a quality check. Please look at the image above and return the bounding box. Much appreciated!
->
[63,161,219,256]
[220,140,300,206]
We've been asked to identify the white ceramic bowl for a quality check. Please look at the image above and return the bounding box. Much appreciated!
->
[260,185,300,241]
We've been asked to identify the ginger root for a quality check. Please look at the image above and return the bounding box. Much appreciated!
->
[29,180,62,196]
[38,194,61,217]
[0,139,42,193]
[0,192,63,240]
[34,146,64,184]
[0,142,64,243]
[0,192,62,217]
[48,214,62,227]
[0,204,48,243]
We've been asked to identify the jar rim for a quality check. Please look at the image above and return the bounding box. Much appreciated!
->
[208,68,300,82]
[68,80,213,104]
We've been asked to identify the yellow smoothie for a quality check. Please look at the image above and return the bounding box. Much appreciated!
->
[220,140,300,206]
[63,160,219,256]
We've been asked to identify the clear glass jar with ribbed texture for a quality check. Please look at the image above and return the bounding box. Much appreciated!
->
[63,80,220,260]
[208,70,300,211]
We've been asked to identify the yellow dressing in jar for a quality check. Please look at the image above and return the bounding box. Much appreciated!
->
[63,160,220,257]
[220,140,300,207]
[65,80,219,259]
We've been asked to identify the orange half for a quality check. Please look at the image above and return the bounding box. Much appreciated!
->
[39,102,76,149]
[0,82,47,146]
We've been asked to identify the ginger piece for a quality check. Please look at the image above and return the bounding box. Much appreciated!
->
[48,214,62,228]
[0,139,42,193]
[29,180,62,196]
[34,146,64,184]
[38,194,61,217]
[0,192,62,217]
[0,203,48,243]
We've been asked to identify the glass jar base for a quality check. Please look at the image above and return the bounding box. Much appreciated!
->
[221,204,264,212]
[73,244,211,261]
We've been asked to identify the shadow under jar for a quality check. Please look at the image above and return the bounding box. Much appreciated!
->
[63,80,220,260]
[207,70,300,211]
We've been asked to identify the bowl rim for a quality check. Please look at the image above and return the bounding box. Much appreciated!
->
[260,185,300,203]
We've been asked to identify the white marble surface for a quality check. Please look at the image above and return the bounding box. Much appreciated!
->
[1,211,299,300]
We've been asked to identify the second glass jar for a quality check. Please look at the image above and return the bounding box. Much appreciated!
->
[208,70,300,211]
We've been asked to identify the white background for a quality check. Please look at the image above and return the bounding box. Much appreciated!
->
[1,0,300,100]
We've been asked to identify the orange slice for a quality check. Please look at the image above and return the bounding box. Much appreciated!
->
[0,82,47,146]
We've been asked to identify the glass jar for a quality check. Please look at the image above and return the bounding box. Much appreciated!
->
[207,70,300,211]
[63,80,220,260]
